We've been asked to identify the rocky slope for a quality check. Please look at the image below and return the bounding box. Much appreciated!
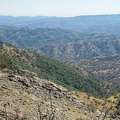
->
[0,69,119,120]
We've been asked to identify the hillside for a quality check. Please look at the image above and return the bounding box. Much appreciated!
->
[0,26,120,60]
[76,55,120,84]
[39,40,120,60]
[0,44,120,119]
[1,15,120,34]
[0,48,119,119]
[1,42,113,98]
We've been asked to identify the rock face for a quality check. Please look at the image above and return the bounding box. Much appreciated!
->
[0,69,117,120]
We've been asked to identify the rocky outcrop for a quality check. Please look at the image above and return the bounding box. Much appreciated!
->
[0,69,117,120]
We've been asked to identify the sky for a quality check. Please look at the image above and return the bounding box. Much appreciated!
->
[0,0,120,17]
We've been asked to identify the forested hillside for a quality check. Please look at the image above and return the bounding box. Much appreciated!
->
[1,42,119,98]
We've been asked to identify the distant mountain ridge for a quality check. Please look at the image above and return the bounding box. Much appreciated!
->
[0,14,120,34]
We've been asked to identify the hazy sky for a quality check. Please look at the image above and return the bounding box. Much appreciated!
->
[0,0,120,17]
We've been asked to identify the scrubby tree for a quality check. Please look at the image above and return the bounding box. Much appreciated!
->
[0,51,14,69]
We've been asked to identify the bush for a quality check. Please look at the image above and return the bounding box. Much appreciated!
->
[0,51,14,69]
